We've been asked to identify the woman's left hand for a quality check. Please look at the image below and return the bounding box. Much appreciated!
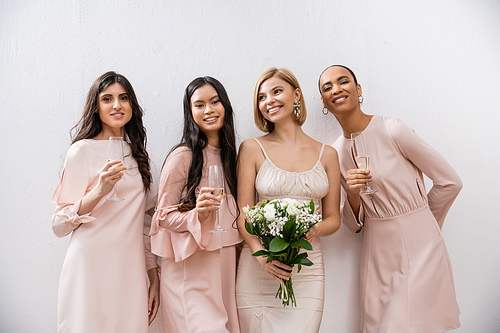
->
[146,267,160,325]
[305,223,320,242]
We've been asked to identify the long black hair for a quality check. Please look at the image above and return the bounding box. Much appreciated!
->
[71,71,152,192]
[172,76,238,219]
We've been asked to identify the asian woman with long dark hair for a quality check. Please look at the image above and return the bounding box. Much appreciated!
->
[150,76,242,333]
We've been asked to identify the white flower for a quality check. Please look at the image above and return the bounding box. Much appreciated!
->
[242,205,250,215]
[282,198,299,207]
[263,204,276,221]
[286,205,300,216]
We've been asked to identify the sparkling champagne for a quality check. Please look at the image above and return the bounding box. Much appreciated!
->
[212,188,225,201]
[355,156,370,170]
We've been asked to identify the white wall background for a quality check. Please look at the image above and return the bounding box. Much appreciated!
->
[1,0,499,332]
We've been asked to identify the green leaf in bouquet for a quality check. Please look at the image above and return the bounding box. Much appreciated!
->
[252,249,270,257]
[244,220,255,235]
[309,200,315,213]
[254,219,262,236]
[273,252,288,260]
[299,258,313,266]
[291,239,313,251]
[282,216,296,243]
[290,252,307,261]
[269,237,290,253]
[261,236,271,248]
[290,252,313,266]
[289,221,297,240]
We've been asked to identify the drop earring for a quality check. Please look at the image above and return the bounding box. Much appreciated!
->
[293,99,301,117]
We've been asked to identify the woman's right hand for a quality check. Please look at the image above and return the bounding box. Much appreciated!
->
[97,160,126,197]
[346,168,372,195]
[76,160,126,216]
[256,256,292,283]
[196,187,223,222]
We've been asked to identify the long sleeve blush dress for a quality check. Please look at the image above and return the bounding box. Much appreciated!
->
[149,145,243,333]
[236,138,329,333]
[333,115,462,333]
[51,139,157,333]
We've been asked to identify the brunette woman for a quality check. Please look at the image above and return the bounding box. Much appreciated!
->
[51,71,160,333]
[236,68,341,333]
[319,65,461,333]
[149,76,242,333]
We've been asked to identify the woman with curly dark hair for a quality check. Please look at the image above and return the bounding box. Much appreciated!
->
[51,71,160,332]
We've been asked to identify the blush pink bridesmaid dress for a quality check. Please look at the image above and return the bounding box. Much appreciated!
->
[52,139,157,333]
[333,115,461,333]
[150,145,243,333]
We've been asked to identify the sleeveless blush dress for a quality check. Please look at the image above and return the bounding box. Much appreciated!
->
[236,138,329,333]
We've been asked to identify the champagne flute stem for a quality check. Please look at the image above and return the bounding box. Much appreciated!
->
[215,210,220,229]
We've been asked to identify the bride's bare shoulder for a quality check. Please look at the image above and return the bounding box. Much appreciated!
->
[238,138,266,159]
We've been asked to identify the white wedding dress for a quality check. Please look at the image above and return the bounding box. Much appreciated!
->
[236,139,329,333]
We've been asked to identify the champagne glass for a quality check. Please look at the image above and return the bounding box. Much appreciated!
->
[208,165,227,233]
[351,131,378,194]
[106,137,125,201]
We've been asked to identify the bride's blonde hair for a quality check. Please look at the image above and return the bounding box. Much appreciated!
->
[253,67,307,133]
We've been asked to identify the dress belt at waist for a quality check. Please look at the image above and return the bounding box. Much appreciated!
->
[365,205,430,222]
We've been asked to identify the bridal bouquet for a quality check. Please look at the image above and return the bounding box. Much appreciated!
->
[243,198,322,307]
